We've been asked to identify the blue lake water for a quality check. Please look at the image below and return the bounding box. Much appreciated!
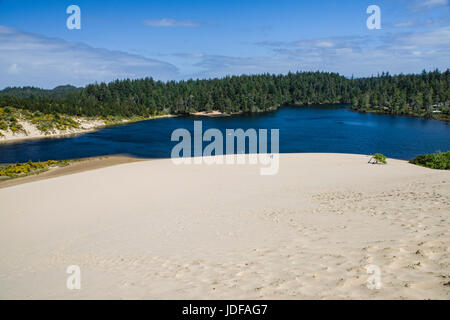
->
[0,105,449,163]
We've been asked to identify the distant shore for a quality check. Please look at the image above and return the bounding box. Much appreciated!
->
[0,153,448,299]
[190,110,227,117]
[0,114,175,144]
[0,109,248,144]
[289,102,450,122]
[350,106,450,122]
[1,105,447,146]
[190,110,244,117]
[0,109,244,144]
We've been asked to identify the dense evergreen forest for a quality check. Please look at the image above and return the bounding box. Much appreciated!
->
[0,70,449,120]
[0,85,80,99]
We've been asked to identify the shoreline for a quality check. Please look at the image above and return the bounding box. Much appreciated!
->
[190,110,228,117]
[0,114,177,145]
[288,103,450,122]
[350,107,450,122]
[189,110,245,117]
[1,105,447,146]
[0,155,145,189]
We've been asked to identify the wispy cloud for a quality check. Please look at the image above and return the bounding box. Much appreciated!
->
[257,35,374,52]
[0,26,179,89]
[181,54,316,80]
[389,16,450,29]
[417,0,449,8]
[155,25,450,80]
[143,19,201,27]
[393,21,415,28]
[1,20,448,88]
[253,27,450,77]
[172,53,205,58]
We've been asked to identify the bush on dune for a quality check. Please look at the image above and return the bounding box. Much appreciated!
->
[0,160,68,178]
[369,153,387,164]
[0,107,26,134]
[409,151,450,170]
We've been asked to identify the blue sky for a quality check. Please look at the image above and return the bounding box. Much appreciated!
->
[0,0,449,88]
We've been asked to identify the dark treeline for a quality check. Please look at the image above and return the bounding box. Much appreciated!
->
[0,85,80,99]
[351,70,449,118]
[0,70,449,119]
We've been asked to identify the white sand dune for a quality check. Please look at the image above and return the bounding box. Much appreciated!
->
[0,153,449,299]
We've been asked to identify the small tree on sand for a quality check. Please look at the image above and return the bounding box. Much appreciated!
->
[368,153,387,164]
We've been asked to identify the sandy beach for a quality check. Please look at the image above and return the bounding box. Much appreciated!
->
[0,153,449,299]
[190,110,225,117]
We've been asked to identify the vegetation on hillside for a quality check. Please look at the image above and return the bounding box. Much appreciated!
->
[0,106,81,135]
[0,107,26,136]
[0,70,448,121]
[409,151,450,170]
[25,110,80,133]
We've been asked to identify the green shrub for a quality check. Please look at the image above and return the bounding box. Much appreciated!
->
[0,160,68,178]
[369,153,387,164]
[0,106,25,134]
[409,151,450,170]
[0,121,7,131]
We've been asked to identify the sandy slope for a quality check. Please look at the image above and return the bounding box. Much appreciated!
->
[0,154,448,299]
[0,118,106,143]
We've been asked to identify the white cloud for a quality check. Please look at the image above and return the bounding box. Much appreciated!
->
[143,19,201,27]
[396,26,450,47]
[253,27,450,77]
[418,0,449,8]
[1,22,449,89]
[316,41,334,48]
[393,21,415,28]
[182,53,345,80]
[172,52,205,58]
[171,26,450,80]
[7,63,19,75]
[0,26,179,89]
